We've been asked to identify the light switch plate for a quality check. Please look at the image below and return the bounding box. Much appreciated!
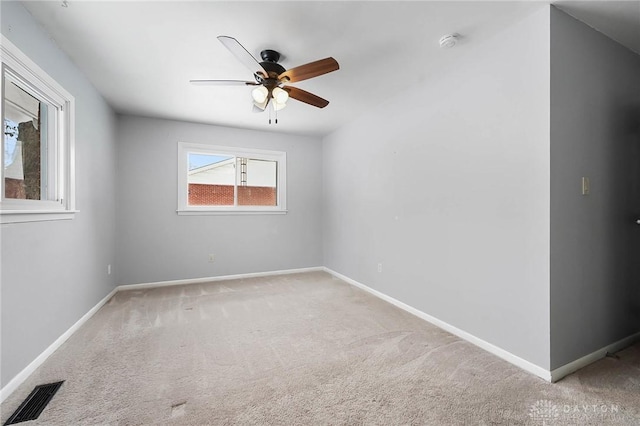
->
[582,177,590,195]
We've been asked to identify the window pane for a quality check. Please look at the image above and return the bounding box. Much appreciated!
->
[238,158,277,206]
[187,153,235,205]
[3,81,48,200]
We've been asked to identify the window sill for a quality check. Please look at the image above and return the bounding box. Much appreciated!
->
[177,209,288,216]
[0,210,78,224]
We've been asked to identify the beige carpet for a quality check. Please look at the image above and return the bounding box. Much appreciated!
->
[1,271,639,425]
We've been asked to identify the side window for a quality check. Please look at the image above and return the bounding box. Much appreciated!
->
[1,36,75,223]
[177,143,286,214]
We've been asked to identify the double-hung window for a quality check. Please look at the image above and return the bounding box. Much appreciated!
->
[177,142,286,214]
[1,36,75,223]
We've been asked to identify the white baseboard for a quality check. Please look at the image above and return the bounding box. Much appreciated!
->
[323,267,640,383]
[0,287,118,403]
[117,266,324,291]
[0,266,322,403]
[550,331,640,382]
[3,265,637,402]
[322,267,554,381]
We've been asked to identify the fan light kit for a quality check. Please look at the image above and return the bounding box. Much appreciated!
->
[439,34,459,49]
[191,36,340,124]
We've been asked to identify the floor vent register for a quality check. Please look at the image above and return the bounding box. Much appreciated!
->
[4,381,64,425]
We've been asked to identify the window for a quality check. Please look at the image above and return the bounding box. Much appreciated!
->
[1,36,75,223]
[177,142,286,214]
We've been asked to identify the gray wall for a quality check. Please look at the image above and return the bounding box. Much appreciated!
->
[4,1,636,389]
[115,116,323,285]
[322,8,551,369]
[0,2,117,386]
[550,7,640,369]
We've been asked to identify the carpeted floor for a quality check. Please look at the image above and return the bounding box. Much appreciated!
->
[1,271,639,425]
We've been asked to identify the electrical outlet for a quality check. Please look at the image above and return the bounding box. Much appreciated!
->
[107,264,112,275]
[208,254,216,263]
[377,263,383,273]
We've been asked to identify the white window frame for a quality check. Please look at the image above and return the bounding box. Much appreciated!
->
[177,142,287,215]
[1,36,76,224]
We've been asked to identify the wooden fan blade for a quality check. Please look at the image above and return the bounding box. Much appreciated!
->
[190,79,257,86]
[278,57,339,83]
[217,36,268,77]
[284,86,330,108]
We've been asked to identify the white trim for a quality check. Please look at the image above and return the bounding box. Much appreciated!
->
[4,266,636,403]
[118,267,323,291]
[323,267,640,383]
[1,210,78,224]
[0,37,72,105]
[0,266,323,403]
[550,332,640,382]
[0,36,76,219]
[177,142,287,214]
[322,267,553,382]
[0,287,118,403]
[177,209,287,216]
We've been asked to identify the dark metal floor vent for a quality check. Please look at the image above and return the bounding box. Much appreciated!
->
[4,381,64,425]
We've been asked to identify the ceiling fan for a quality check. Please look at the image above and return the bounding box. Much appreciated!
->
[190,36,339,119]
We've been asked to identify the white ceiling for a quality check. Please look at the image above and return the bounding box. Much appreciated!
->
[21,1,640,137]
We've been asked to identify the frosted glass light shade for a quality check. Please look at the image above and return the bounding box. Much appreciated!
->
[272,87,289,104]
[251,86,268,103]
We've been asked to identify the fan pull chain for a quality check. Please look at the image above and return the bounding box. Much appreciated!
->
[267,99,279,125]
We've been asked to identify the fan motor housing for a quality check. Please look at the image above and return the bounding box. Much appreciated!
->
[258,49,286,78]
[259,62,286,76]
